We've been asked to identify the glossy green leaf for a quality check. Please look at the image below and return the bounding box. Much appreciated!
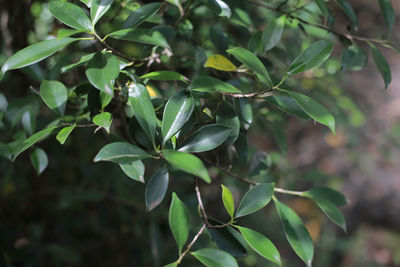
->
[163,150,211,183]
[265,91,310,119]
[221,185,235,218]
[56,124,76,145]
[284,90,336,134]
[145,166,169,211]
[302,187,347,206]
[274,199,314,267]
[336,0,359,29]
[120,160,145,183]
[85,52,120,95]
[40,80,68,116]
[30,148,48,175]
[128,83,157,143]
[93,112,112,133]
[49,1,93,31]
[262,16,285,52]
[163,263,177,267]
[57,29,85,38]
[189,76,241,94]
[369,43,392,89]
[236,226,281,266]
[162,91,194,143]
[91,0,114,26]
[203,0,232,17]
[169,193,190,254]
[123,3,162,29]
[216,102,240,146]
[1,38,77,78]
[140,71,189,83]
[191,248,238,267]
[61,53,96,73]
[108,28,170,49]
[288,40,333,75]
[93,142,151,164]
[235,98,253,130]
[248,32,263,54]
[235,183,274,218]
[207,219,247,258]
[178,125,232,153]
[13,126,58,161]
[341,44,368,71]
[227,47,272,87]
[379,0,395,33]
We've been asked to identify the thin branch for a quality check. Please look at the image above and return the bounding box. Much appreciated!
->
[176,224,206,264]
[93,33,136,62]
[248,0,392,45]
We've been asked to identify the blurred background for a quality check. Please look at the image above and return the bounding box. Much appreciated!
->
[0,0,399,266]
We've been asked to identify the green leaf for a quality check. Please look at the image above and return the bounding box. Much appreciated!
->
[203,0,232,18]
[61,53,96,73]
[336,0,359,29]
[265,91,310,119]
[216,102,240,146]
[145,166,169,211]
[56,124,76,145]
[302,187,347,230]
[341,44,368,71]
[49,1,93,31]
[163,263,177,267]
[314,0,329,18]
[123,3,162,29]
[302,187,347,206]
[13,126,58,161]
[80,0,92,7]
[379,0,395,34]
[221,185,235,218]
[93,142,151,164]
[163,150,211,183]
[93,112,113,133]
[288,40,333,75]
[369,43,392,89]
[30,148,48,175]
[191,248,238,267]
[178,125,232,153]
[284,90,336,134]
[235,183,274,218]
[169,193,190,254]
[140,71,189,83]
[210,27,229,54]
[108,28,170,49]
[57,29,86,38]
[120,160,145,183]
[262,16,285,52]
[91,0,114,26]
[227,47,272,87]
[85,52,120,95]
[274,199,314,267]
[162,91,194,143]
[236,226,281,266]
[40,80,68,116]
[1,38,77,78]
[189,76,241,94]
[235,98,253,130]
[207,219,247,258]
[128,83,157,143]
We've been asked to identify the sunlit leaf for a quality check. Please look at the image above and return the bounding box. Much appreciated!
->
[204,55,237,72]
[93,142,151,164]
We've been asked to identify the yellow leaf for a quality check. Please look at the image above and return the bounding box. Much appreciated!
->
[146,85,158,98]
[204,54,237,71]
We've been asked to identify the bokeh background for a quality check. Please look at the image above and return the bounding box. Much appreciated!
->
[0,0,399,266]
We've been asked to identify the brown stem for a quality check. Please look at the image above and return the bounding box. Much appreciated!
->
[93,33,136,62]
[176,224,206,264]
